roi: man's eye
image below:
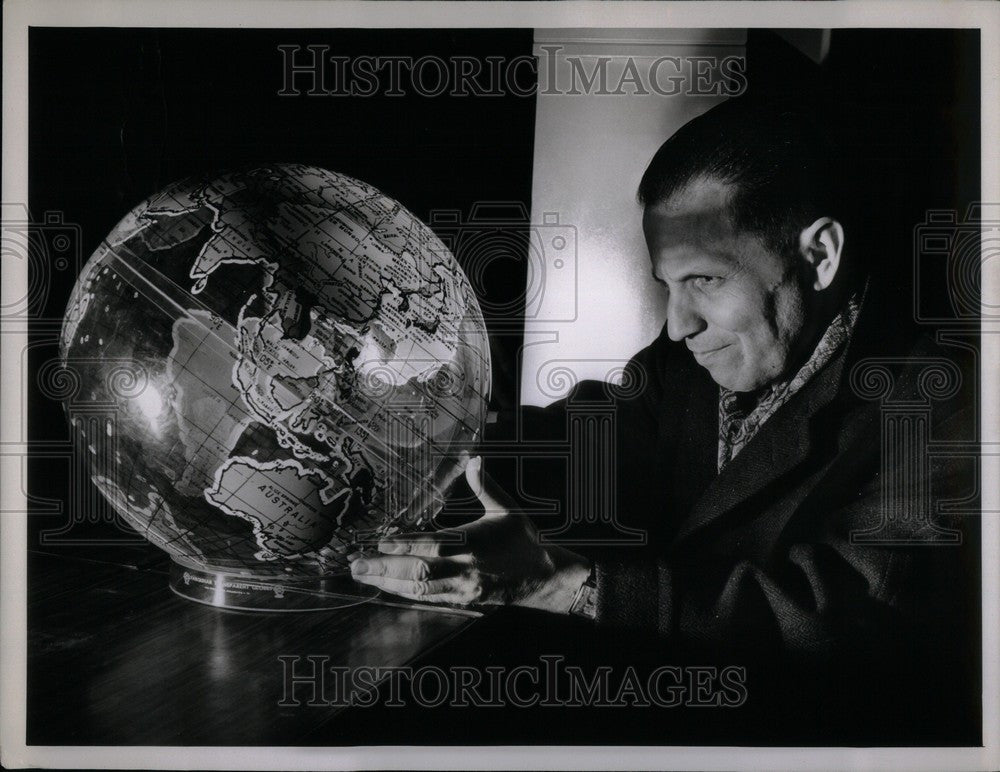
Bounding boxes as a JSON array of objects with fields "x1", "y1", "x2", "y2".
[{"x1": 692, "y1": 275, "x2": 722, "y2": 288}]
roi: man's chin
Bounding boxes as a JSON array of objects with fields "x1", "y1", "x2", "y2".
[
  {"x1": 703, "y1": 366, "x2": 738, "y2": 391},
  {"x1": 702, "y1": 363, "x2": 764, "y2": 393},
  {"x1": 711, "y1": 374, "x2": 748, "y2": 391},
  {"x1": 694, "y1": 353, "x2": 740, "y2": 391}
]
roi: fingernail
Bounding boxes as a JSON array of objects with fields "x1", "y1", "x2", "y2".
[
  {"x1": 351, "y1": 560, "x2": 368, "y2": 574},
  {"x1": 378, "y1": 540, "x2": 400, "y2": 554}
]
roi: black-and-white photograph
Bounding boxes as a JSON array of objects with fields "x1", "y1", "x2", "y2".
[{"x1": 2, "y1": 1, "x2": 998, "y2": 769}]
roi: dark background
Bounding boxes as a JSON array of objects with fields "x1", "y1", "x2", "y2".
[{"x1": 26, "y1": 28, "x2": 981, "y2": 745}]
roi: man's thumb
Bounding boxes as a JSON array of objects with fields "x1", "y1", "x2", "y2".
[{"x1": 465, "y1": 456, "x2": 507, "y2": 515}]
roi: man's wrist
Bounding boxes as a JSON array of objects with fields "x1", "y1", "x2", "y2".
[
  {"x1": 568, "y1": 562, "x2": 597, "y2": 620},
  {"x1": 520, "y1": 547, "x2": 592, "y2": 614}
]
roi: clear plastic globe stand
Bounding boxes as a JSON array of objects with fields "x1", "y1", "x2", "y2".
[{"x1": 168, "y1": 560, "x2": 381, "y2": 612}]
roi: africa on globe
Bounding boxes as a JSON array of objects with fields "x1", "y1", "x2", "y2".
[{"x1": 58, "y1": 164, "x2": 491, "y2": 607}]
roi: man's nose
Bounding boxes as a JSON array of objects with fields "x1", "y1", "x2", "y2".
[{"x1": 665, "y1": 290, "x2": 705, "y2": 342}]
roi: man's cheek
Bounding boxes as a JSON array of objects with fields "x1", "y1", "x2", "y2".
[{"x1": 706, "y1": 295, "x2": 754, "y2": 338}]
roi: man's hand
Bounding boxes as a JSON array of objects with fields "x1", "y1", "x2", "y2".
[{"x1": 349, "y1": 456, "x2": 592, "y2": 613}]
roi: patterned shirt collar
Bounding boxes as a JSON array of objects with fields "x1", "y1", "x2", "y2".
[{"x1": 717, "y1": 291, "x2": 863, "y2": 471}]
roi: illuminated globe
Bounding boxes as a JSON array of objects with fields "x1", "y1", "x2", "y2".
[{"x1": 59, "y1": 164, "x2": 490, "y2": 592}]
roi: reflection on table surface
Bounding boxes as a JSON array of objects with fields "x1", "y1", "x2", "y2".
[{"x1": 27, "y1": 550, "x2": 477, "y2": 745}]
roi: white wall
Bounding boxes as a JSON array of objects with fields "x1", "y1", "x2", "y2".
[{"x1": 521, "y1": 29, "x2": 746, "y2": 406}]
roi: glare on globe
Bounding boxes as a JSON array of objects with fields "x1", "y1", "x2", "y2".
[{"x1": 59, "y1": 164, "x2": 491, "y2": 596}]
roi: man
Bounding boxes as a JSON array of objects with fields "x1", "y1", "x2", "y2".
[{"x1": 350, "y1": 98, "x2": 977, "y2": 730}]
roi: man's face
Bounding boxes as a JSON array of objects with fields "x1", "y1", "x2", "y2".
[{"x1": 643, "y1": 176, "x2": 807, "y2": 392}]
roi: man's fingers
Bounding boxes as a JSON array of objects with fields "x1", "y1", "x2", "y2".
[
  {"x1": 349, "y1": 554, "x2": 427, "y2": 581},
  {"x1": 349, "y1": 554, "x2": 464, "y2": 581},
  {"x1": 465, "y1": 456, "x2": 514, "y2": 514},
  {"x1": 378, "y1": 529, "x2": 470, "y2": 557},
  {"x1": 350, "y1": 573, "x2": 477, "y2": 604},
  {"x1": 350, "y1": 574, "x2": 422, "y2": 596}
]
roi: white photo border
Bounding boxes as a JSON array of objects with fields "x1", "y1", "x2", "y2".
[{"x1": 2, "y1": 1, "x2": 998, "y2": 769}]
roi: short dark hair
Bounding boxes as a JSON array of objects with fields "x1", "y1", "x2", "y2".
[{"x1": 638, "y1": 97, "x2": 846, "y2": 260}]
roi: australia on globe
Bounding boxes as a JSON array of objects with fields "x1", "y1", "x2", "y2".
[{"x1": 58, "y1": 164, "x2": 491, "y2": 582}]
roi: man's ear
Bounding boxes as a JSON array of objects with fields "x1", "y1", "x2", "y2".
[{"x1": 797, "y1": 217, "x2": 844, "y2": 290}]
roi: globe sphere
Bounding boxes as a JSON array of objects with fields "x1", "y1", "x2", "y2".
[{"x1": 59, "y1": 164, "x2": 490, "y2": 580}]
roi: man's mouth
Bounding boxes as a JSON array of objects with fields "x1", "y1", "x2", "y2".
[{"x1": 689, "y1": 343, "x2": 730, "y2": 360}]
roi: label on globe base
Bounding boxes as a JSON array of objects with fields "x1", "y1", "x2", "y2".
[{"x1": 168, "y1": 560, "x2": 380, "y2": 612}]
